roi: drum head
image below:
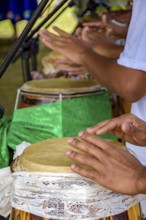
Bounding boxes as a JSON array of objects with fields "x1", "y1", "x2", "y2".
[
  {"x1": 20, "y1": 78, "x2": 102, "y2": 95},
  {"x1": 12, "y1": 137, "x2": 87, "y2": 173}
]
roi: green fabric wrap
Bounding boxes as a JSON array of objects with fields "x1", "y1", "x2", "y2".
[
  {"x1": 0, "y1": 90, "x2": 116, "y2": 167},
  {"x1": 0, "y1": 116, "x2": 12, "y2": 168},
  {"x1": 8, "y1": 90, "x2": 116, "y2": 150}
]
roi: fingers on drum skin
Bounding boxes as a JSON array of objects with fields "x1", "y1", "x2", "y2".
[
  {"x1": 68, "y1": 137, "x2": 106, "y2": 160},
  {"x1": 70, "y1": 165, "x2": 99, "y2": 181},
  {"x1": 66, "y1": 150, "x2": 100, "y2": 171},
  {"x1": 78, "y1": 132, "x2": 114, "y2": 153}
]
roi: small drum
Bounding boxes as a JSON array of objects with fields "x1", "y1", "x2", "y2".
[{"x1": 11, "y1": 138, "x2": 141, "y2": 220}]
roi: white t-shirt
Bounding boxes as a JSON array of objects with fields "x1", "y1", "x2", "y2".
[{"x1": 118, "y1": 0, "x2": 146, "y2": 166}]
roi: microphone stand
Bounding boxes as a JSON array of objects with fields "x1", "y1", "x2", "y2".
[{"x1": 0, "y1": 0, "x2": 72, "y2": 82}]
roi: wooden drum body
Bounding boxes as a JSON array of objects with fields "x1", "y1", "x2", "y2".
[{"x1": 11, "y1": 138, "x2": 141, "y2": 220}]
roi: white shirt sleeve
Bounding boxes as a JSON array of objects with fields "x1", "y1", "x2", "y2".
[{"x1": 117, "y1": 0, "x2": 146, "y2": 72}]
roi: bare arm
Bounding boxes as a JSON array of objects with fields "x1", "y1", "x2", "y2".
[
  {"x1": 39, "y1": 27, "x2": 146, "y2": 102},
  {"x1": 80, "y1": 49, "x2": 146, "y2": 102}
]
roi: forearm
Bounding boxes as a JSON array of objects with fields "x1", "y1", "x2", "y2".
[
  {"x1": 93, "y1": 44, "x2": 124, "y2": 59},
  {"x1": 80, "y1": 50, "x2": 146, "y2": 102},
  {"x1": 81, "y1": 50, "x2": 123, "y2": 92}
]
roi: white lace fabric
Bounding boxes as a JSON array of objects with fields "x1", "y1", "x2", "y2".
[
  {"x1": 11, "y1": 172, "x2": 146, "y2": 220},
  {"x1": 0, "y1": 167, "x2": 13, "y2": 217}
]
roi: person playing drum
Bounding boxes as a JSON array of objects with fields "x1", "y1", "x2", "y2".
[{"x1": 39, "y1": 0, "x2": 146, "y2": 217}]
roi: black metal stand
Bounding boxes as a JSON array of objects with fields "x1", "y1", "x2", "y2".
[
  {"x1": 11, "y1": 0, "x2": 73, "y2": 82},
  {"x1": 0, "y1": 105, "x2": 4, "y2": 119},
  {"x1": 0, "y1": 0, "x2": 50, "y2": 79},
  {"x1": 20, "y1": 37, "x2": 39, "y2": 82}
]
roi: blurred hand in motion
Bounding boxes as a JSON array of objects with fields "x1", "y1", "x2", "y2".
[
  {"x1": 83, "y1": 14, "x2": 109, "y2": 31},
  {"x1": 55, "y1": 58, "x2": 86, "y2": 76},
  {"x1": 39, "y1": 27, "x2": 93, "y2": 65},
  {"x1": 66, "y1": 132, "x2": 146, "y2": 195},
  {"x1": 80, "y1": 27, "x2": 120, "y2": 58},
  {"x1": 86, "y1": 113, "x2": 146, "y2": 146},
  {"x1": 83, "y1": 13, "x2": 128, "y2": 39}
]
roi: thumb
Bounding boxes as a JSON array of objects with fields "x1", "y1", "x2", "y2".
[{"x1": 122, "y1": 122, "x2": 137, "y2": 134}]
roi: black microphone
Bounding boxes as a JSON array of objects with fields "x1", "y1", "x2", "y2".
[{"x1": 0, "y1": 105, "x2": 4, "y2": 119}]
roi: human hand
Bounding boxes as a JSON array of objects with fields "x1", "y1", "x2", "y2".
[
  {"x1": 86, "y1": 113, "x2": 146, "y2": 146},
  {"x1": 83, "y1": 14, "x2": 108, "y2": 30},
  {"x1": 66, "y1": 132, "x2": 146, "y2": 195},
  {"x1": 39, "y1": 27, "x2": 92, "y2": 65},
  {"x1": 56, "y1": 58, "x2": 86, "y2": 76},
  {"x1": 83, "y1": 13, "x2": 128, "y2": 39},
  {"x1": 81, "y1": 28, "x2": 116, "y2": 57}
]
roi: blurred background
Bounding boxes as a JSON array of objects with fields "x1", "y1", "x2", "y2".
[
  {"x1": 0, "y1": 0, "x2": 131, "y2": 115},
  {"x1": 0, "y1": 0, "x2": 78, "y2": 115}
]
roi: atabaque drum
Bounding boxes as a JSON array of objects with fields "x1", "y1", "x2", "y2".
[
  {"x1": 15, "y1": 78, "x2": 105, "y2": 108},
  {"x1": 9, "y1": 78, "x2": 115, "y2": 148},
  {"x1": 11, "y1": 138, "x2": 141, "y2": 220}
]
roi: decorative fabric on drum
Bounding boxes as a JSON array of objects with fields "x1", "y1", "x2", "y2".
[
  {"x1": 0, "y1": 116, "x2": 12, "y2": 168},
  {"x1": 8, "y1": 90, "x2": 116, "y2": 150},
  {"x1": 10, "y1": 172, "x2": 144, "y2": 220}
]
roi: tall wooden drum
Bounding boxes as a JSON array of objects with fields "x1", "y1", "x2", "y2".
[{"x1": 11, "y1": 138, "x2": 141, "y2": 220}]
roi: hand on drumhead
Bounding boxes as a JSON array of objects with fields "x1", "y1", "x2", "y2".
[
  {"x1": 66, "y1": 133, "x2": 146, "y2": 195},
  {"x1": 86, "y1": 113, "x2": 146, "y2": 146},
  {"x1": 39, "y1": 27, "x2": 92, "y2": 65}
]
